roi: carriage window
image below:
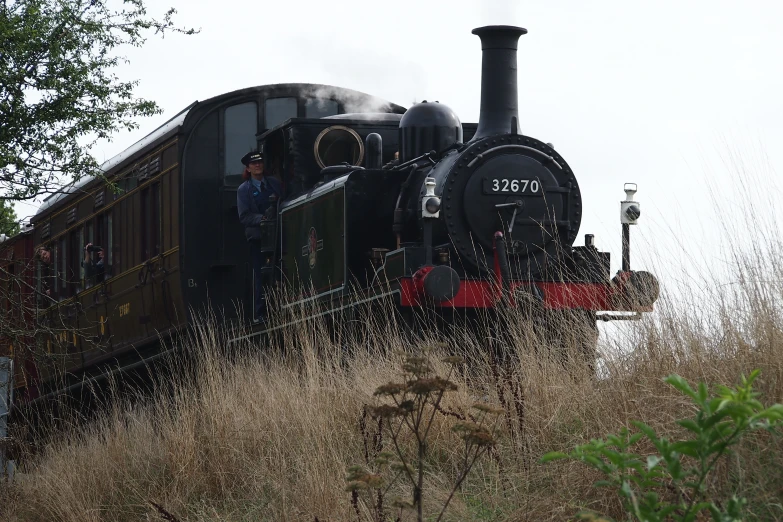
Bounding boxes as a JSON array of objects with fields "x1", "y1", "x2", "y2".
[
  {"x1": 56, "y1": 237, "x2": 65, "y2": 300},
  {"x1": 95, "y1": 214, "x2": 104, "y2": 262},
  {"x1": 264, "y1": 97, "x2": 297, "y2": 130},
  {"x1": 91, "y1": 217, "x2": 103, "y2": 287},
  {"x1": 36, "y1": 253, "x2": 42, "y2": 304},
  {"x1": 140, "y1": 183, "x2": 161, "y2": 260},
  {"x1": 305, "y1": 99, "x2": 339, "y2": 119},
  {"x1": 3, "y1": 262, "x2": 14, "y2": 317},
  {"x1": 107, "y1": 212, "x2": 113, "y2": 270},
  {"x1": 51, "y1": 244, "x2": 58, "y2": 297},
  {"x1": 113, "y1": 201, "x2": 124, "y2": 273},
  {"x1": 85, "y1": 221, "x2": 94, "y2": 255},
  {"x1": 69, "y1": 229, "x2": 81, "y2": 294},
  {"x1": 140, "y1": 187, "x2": 149, "y2": 260},
  {"x1": 225, "y1": 101, "x2": 258, "y2": 177},
  {"x1": 81, "y1": 223, "x2": 93, "y2": 289},
  {"x1": 151, "y1": 183, "x2": 160, "y2": 257}
]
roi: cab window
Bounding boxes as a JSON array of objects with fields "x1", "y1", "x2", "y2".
[
  {"x1": 224, "y1": 101, "x2": 258, "y2": 177},
  {"x1": 264, "y1": 97, "x2": 297, "y2": 130},
  {"x1": 305, "y1": 99, "x2": 339, "y2": 119}
]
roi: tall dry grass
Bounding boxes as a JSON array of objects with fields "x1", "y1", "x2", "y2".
[{"x1": 1, "y1": 167, "x2": 782, "y2": 521}]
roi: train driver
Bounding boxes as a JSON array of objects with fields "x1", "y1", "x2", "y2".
[{"x1": 237, "y1": 151, "x2": 282, "y2": 321}]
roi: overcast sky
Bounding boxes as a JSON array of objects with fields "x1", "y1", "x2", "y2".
[{"x1": 18, "y1": 0, "x2": 783, "y2": 289}]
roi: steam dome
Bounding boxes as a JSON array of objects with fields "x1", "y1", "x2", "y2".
[{"x1": 399, "y1": 101, "x2": 462, "y2": 162}]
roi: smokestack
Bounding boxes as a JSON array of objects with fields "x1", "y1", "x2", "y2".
[{"x1": 470, "y1": 25, "x2": 527, "y2": 141}]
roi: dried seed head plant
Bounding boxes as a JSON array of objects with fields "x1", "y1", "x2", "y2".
[{"x1": 348, "y1": 351, "x2": 502, "y2": 522}]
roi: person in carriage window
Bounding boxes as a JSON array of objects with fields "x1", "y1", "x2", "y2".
[
  {"x1": 36, "y1": 246, "x2": 54, "y2": 299},
  {"x1": 82, "y1": 243, "x2": 106, "y2": 285},
  {"x1": 237, "y1": 151, "x2": 282, "y2": 321}
]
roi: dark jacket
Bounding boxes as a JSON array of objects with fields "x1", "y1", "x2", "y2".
[
  {"x1": 237, "y1": 176, "x2": 282, "y2": 240},
  {"x1": 82, "y1": 258, "x2": 105, "y2": 284},
  {"x1": 39, "y1": 262, "x2": 54, "y2": 300}
]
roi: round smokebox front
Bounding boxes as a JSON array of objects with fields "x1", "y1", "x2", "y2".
[{"x1": 441, "y1": 136, "x2": 582, "y2": 275}]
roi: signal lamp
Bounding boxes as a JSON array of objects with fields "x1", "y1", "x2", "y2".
[{"x1": 425, "y1": 197, "x2": 441, "y2": 214}]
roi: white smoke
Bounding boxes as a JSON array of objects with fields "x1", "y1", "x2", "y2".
[{"x1": 296, "y1": 84, "x2": 397, "y2": 115}]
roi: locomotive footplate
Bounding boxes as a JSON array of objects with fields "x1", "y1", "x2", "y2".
[
  {"x1": 381, "y1": 246, "x2": 428, "y2": 280},
  {"x1": 395, "y1": 275, "x2": 658, "y2": 313},
  {"x1": 375, "y1": 242, "x2": 650, "y2": 313}
]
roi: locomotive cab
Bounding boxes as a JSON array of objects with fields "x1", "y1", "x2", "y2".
[{"x1": 255, "y1": 116, "x2": 403, "y2": 300}]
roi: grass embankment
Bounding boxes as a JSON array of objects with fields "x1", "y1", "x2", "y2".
[{"x1": 2, "y1": 209, "x2": 782, "y2": 521}]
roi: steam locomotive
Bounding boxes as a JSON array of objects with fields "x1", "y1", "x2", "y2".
[
  {"x1": 245, "y1": 25, "x2": 659, "y2": 337},
  {"x1": 0, "y1": 25, "x2": 659, "y2": 408}
]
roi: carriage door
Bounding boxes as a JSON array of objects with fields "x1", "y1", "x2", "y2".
[{"x1": 218, "y1": 102, "x2": 258, "y2": 306}]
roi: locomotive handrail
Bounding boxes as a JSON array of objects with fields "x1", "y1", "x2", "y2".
[
  {"x1": 136, "y1": 260, "x2": 154, "y2": 288},
  {"x1": 518, "y1": 218, "x2": 571, "y2": 227},
  {"x1": 467, "y1": 145, "x2": 562, "y2": 170},
  {"x1": 390, "y1": 150, "x2": 437, "y2": 171},
  {"x1": 597, "y1": 312, "x2": 641, "y2": 321},
  {"x1": 393, "y1": 163, "x2": 421, "y2": 248},
  {"x1": 157, "y1": 252, "x2": 169, "y2": 276}
]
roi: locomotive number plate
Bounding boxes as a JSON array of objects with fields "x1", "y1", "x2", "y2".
[{"x1": 483, "y1": 178, "x2": 541, "y2": 195}]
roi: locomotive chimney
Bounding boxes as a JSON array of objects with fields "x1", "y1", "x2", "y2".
[{"x1": 470, "y1": 25, "x2": 527, "y2": 141}]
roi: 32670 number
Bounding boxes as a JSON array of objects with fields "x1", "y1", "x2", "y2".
[{"x1": 484, "y1": 178, "x2": 541, "y2": 194}]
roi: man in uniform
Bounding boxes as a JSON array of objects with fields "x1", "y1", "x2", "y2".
[{"x1": 237, "y1": 151, "x2": 282, "y2": 321}]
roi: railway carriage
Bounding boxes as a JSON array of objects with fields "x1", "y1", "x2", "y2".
[
  {"x1": 17, "y1": 85, "x2": 403, "y2": 402},
  {"x1": 0, "y1": 227, "x2": 36, "y2": 393}
]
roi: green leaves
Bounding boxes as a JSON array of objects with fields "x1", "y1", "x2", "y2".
[
  {"x1": 542, "y1": 370, "x2": 783, "y2": 522},
  {"x1": 0, "y1": 0, "x2": 197, "y2": 201},
  {"x1": 0, "y1": 200, "x2": 20, "y2": 236},
  {"x1": 540, "y1": 451, "x2": 568, "y2": 463},
  {"x1": 665, "y1": 374, "x2": 699, "y2": 402}
]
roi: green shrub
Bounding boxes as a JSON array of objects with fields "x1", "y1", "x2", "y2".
[{"x1": 543, "y1": 370, "x2": 783, "y2": 522}]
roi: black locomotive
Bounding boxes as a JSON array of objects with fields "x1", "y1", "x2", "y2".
[
  {"x1": 243, "y1": 25, "x2": 659, "y2": 340},
  {"x1": 2, "y1": 25, "x2": 659, "y2": 407}
]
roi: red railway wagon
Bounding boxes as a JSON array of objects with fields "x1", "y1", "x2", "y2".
[{"x1": 0, "y1": 227, "x2": 40, "y2": 400}]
